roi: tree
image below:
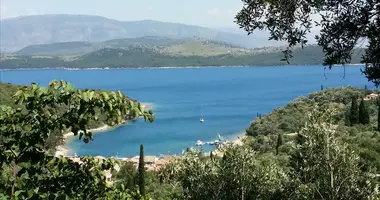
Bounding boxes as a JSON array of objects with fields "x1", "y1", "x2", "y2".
[
  {"x1": 0, "y1": 80, "x2": 154, "y2": 199},
  {"x1": 276, "y1": 133, "x2": 284, "y2": 155},
  {"x1": 364, "y1": 85, "x2": 372, "y2": 95},
  {"x1": 350, "y1": 96, "x2": 359, "y2": 126},
  {"x1": 161, "y1": 140, "x2": 288, "y2": 200},
  {"x1": 377, "y1": 100, "x2": 380, "y2": 132},
  {"x1": 288, "y1": 106, "x2": 377, "y2": 199},
  {"x1": 115, "y1": 161, "x2": 138, "y2": 191},
  {"x1": 359, "y1": 98, "x2": 370, "y2": 124},
  {"x1": 138, "y1": 144, "x2": 145, "y2": 196},
  {"x1": 235, "y1": 0, "x2": 380, "y2": 86}
]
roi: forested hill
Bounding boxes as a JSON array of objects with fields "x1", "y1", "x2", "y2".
[
  {"x1": 14, "y1": 37, "x2": 254, "y2": 56},
  {"x1": 244, "y1": 86, "x2": 380, "y2": 176},
  {"x1": 0, "y1": 45, "x2": 365, "y2": 69}
]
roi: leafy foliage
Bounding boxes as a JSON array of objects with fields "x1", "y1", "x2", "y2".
[
  {"x1": 235, "y1": 0, "x2": 380, "y2": 86},
  {"x1": 0, "y1": 82, "x2": 141, "y2": 153},
  {"x1": 0, "y1": 80, "x2": 154, "y2": 199},
  {"x1": 246, "y1": 87, "x2": 371, "y2": 138},
  {"x1": 276, "y1": 133, "x2": 284, "y2": 155},
  {"x1": 160, "y1": 106, "x2": 379, "y2": 199},
  {"x1": 288, "y1": 106, "x2": 376, "y2": 199},
  {"x1": 161, "y1": 145, "x2": 288, "y2": 200},
  {"x1": 245, "y1": 86, "x2": 380, "y2": 185},
  {"x1": 113, "y1": 161, "x2": 181, "y2": 200},
  {"x1": 359, "y1": 98, "x2": 371, "y2": 124},
  {"x1": 115, "y1": 161, "x2": 138, "y2": 191},
  {"x1": 350, "y1": 96, "x2": 360, "y2": 126},
  {"x1": 0, "y1": 82, "x2": 22, "y2": 109}
]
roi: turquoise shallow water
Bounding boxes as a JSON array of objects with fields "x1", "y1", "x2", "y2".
[{"x1": 2, "y1": 65, "x2": 374, "y2": 156}]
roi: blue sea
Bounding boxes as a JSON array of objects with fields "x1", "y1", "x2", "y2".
[{"x1": 1, "y1": 65, "x2": 374, "y2": 157}]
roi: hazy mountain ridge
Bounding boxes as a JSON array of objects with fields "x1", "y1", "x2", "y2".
[
  {"x1": 15, "y1": 36, "x2": 260, "y2": 56},
  {"x1": 0, "y1": 45, "x2": 365, "y2": 69},
  {"x1": 0, "y1": 14, "x2": 280, "y2": 52}
]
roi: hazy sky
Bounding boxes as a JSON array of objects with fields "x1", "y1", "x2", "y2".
[{"x1": 0, "y1": 0, "x2": 244, "y2": 28}]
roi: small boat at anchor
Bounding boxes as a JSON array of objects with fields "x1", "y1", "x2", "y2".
[{"x1": 196, "y1": 140, "x2": 205, "y2": 146}]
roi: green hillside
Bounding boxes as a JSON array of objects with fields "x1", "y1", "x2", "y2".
[
  {"x1": 15, "y1": 36, "x2": 184, "y2": 56},
  {"x1": 15, "y1": 41, "x2": 96, "y2": 56},
  {"x1": 15, "y1": 37, "x2": 250, "y2": 56},
  {"x1": 0, "y1": 82, "x2": 22, "y2": 108},
  {"x1": 159, "y1": 40, "x2": 252, "y2": 56},
  {"x1": 1, "y1": 45, "x2": 365, "y2": 69},
  {"x1": 244, "y1": 86, "x2": 380, "y2": 176}
]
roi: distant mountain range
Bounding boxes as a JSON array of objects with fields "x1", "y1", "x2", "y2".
[
  {"x1": 0, "y1": 14, "x2": 363, "y2": 69},
  {"x1": 0, "y1": 14, "x2": 283, "y2": 52}
]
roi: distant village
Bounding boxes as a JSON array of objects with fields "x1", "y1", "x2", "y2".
[
  {"x1": 364, "y1": 93, "x2": 379, "y2": 101},
  {"x1": 63, "y1": 154, "x2": 179, "y2": 183}
]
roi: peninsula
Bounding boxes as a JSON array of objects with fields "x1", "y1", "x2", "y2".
[{"x1": 1, "y1": 41, "x2": 365, "y2": 70}]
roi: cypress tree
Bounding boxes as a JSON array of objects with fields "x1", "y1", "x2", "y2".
[
  {"x1": 138, "y1": 144, "x2": 145, "y2": 196},
  {"x1": 359, "y1": 98, "x2": 370, "y2": 124},
  {"x1": 364, "y1": 85, "x2": 372, "y2": 95},
  {"x1": 276, "y1": 133, "x2": 284, "y2": 155},
  {"x1": 378, "y1": 100, "x2": 380, "y2": 131},
  {"x1": 350, "y1": 96, "x2": 359, "y2": 126}
]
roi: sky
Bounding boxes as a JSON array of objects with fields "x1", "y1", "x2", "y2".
[{"x1": 0, "y1": 0, "x2": 244, "y2": 28}]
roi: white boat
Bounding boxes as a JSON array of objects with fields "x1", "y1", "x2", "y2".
[
  {"x1": 200, "y1": 118, "x2": 204, "y2": 123},
  {"x1": 196, "y1": 140, "x2": 204, "y2": 146}
]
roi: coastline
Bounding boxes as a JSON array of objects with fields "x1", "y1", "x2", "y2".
[
  {"x1": 0, "y1": 64, "x2": 364, "y2": 71},
  {"x1": 62, "y1": 124, "x2": 113, "y2": 140},
  {"x1": 55, "y1": 102, "x2": 152, "y2": 157},
  {"x1": 55, "y1": 124, "x2": 118, "y2": 157},
  {"x1": 57, "y1": 128, "x2": 247, "y2": 158}
]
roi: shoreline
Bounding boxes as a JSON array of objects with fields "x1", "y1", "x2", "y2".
[
  {"x1": 55, "y1": 102, "x2": 152, "y2": 157},
  {"x1": 62, "y1": 123, "x2": 114, "y2": 140},
  {"x1": 58, "y1": 129, "x2": 247, "y2": 158},
  {"x1": 0, "y1": 64, "x2": 364, "y2": 71},
  {"x1": 56, "y1": 122, "x2": 125, "y2": 157}
]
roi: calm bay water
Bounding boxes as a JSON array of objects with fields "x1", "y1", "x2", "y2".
[{"x1": 2, "y1": 65, "x2": 373, "y2": 157}]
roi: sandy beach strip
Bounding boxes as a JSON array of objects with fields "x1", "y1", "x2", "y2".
[{"x1": 56, "y1": 103, "x2": 152, "y2": 157}]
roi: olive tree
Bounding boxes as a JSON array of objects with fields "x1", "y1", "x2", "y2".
[
  {"x1": 235, "y1": 0, "x2": 380, "y2": 86},
  {"x1": 161, "y1": 142, "x2": 288, "y2": 200},
  {"x1": 0, "y1": 80, "x2": 154, "y2": 199},
  {"x1": 288, "y1": 106, "x2": 378, "y2": 199}
]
